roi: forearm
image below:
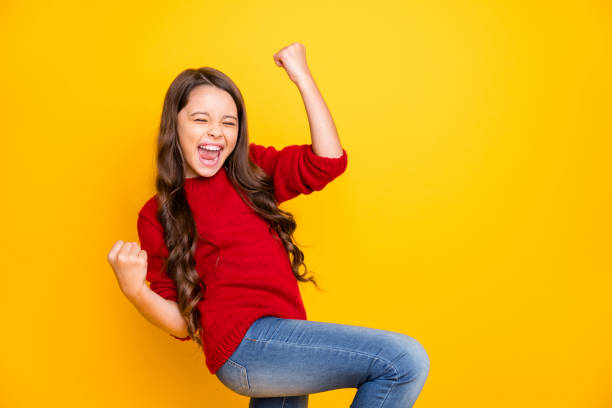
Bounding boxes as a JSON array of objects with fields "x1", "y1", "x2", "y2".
[
  {"x1": 124, "y1": 285, "x2": 189, "y2": 338},
  {"x1": 295, "y1": 75, "x2": 344, "y2": 158}
]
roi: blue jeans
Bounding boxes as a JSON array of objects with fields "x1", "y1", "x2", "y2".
[{"x1": 215, "y1": 316, "x2": 430, "y2": 407}]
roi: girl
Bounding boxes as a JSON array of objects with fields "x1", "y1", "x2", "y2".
[{"x1": 107, "y1": 42, "x2": 430, "y2": 408}]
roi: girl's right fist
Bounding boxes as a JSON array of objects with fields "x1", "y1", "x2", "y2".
[{"x1": 107, "y1": 240, "x2": 148, "y2": 298}]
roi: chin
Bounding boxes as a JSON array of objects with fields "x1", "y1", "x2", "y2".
[{"x1": 195, "y1": 166, "x2": 220, "y2": 178}]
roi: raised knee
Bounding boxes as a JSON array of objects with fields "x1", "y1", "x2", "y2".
[{"x1": 392, "y1": 335, "x2": 430, "y2": 381}]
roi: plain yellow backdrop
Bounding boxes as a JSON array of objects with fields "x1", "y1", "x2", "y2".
[{"x1": 1, "y1": 0, "x2": 610, "y2": 407}]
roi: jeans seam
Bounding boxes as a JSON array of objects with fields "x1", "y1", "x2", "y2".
[
  {"x1": 240, "y1": 338, "x2": 404, "y2": 407},
  {"x1": 241, "y1": 337, "x2": 401, "y2": 381},
  {"x1": 379, "y1": 376, "x2": 397, "y2": 407}
]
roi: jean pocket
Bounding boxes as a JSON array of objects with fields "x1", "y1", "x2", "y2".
[{"x1": 215, "y1": 358, "x2": 249, "y2": 395}]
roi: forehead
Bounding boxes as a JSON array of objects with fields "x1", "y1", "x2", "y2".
[{"x1": 186, "y1": 85, "x2": 237, "y2": 114}]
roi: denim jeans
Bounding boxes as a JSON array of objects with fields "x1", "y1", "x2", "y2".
[{"x1": 215, "y1": 316, "x2": 430, "y2": 407}]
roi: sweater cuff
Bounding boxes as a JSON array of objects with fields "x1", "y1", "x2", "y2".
[{"x1": 304, "y1": 145, "x2": 348, "y2": 174}]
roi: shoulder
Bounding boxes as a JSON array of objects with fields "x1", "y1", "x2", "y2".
[
  {"x1": 139, "y1": 194, "x2": 158, "y2": 216},
  {"x1": 137, "y1": 194, "x2": 166, "y2": 253},
  {"x1": 248, "y1": 142, "x2": 280, "y2": 175},
  {"x1": 248, "y1": 142, "x2": 303, "y2": 170},
  {"x1": 248, "y1": 142, "x2": 275, "y2": 159},
  {"x1": 138, "y1": 195, "x2": 162, "y2": 231}
]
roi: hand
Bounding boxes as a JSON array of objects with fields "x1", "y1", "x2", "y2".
[
  {"x1": 273, "y1": 42, "x2": 312, "y2": 85},
  {"x1": 107, "y1": 240, "x2": 148, "y2": 299}
]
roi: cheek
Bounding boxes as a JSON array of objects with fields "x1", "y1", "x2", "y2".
[
  {"x1": 228, "y1": 133, "x2": 239, "y2": 148},
  {"x1": 178, "y1": 138, "x2": 191, "y2": 155},
  {"x1": 178, "y1": 129, "x2": 199, "y2": 149}
]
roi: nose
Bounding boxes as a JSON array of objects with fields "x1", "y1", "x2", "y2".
[
  {"x1": 208, "y1": 127, "x2": 222, "y2": 137},
  {"x1": 207, "y1": 121, "x2": 223, "y2": 137}
]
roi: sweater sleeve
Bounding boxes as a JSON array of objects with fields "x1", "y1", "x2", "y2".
[
  {"x1": 248, "y1": 142, "x2": 348, "y2": 204},
  {"x1": 136, "y1": 211, "x2": 191, "y2": 341}
]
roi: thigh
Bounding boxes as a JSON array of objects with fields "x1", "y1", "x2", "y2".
[{"x1": 216, "y1": 316, "x2": 426, "y2": 399}]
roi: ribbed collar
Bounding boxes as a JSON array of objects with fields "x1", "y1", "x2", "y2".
[{"x1": 183, "y1": 166, "x2": 227, "y2": 192}]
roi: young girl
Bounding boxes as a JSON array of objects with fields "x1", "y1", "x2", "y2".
[{"x1": 107, "y1": 42, "x2": 430, "y2": 408}]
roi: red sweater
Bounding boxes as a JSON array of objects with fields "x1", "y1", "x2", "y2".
[{"x1": 137, "y1": 142, "x2": 348, "y2": 374}]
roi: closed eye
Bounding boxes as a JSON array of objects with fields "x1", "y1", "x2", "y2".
[{"x1": 195, "y1": 119, "x2": 235, "y2": 126}]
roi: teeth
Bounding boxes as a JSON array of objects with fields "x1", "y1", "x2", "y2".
[{"x1": 199, "y1": 145, "x2": 221, "y2": 151}]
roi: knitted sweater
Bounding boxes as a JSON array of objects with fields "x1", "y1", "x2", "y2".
[{"x1": 136, "y1": 142, "x2": 348, "y2": 374}]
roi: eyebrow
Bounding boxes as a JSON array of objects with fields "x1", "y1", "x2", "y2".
[{"x1": 190, "y1": 111, "x2": 237, "y2": 120}]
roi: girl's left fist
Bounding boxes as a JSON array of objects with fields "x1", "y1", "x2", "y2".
[{"x1": 273, "y1": 42, "x2": 312, "y2": 85}]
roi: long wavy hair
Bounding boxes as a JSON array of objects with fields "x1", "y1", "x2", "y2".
[{"x1": 154, "y1": 67, "x2": 322, "y2": 348}]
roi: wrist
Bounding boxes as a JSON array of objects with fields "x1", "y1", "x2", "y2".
[
  {"x1": 294, "y1": 72, "x2": 315, "y2": 89},
  {"x1": 122, "y1": 283, "x2": 148, "y2": 304}
]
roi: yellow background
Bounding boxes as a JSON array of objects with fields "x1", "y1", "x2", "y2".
[{"x1": 1, "y1": 0, "x2": 610, "y2": 406}]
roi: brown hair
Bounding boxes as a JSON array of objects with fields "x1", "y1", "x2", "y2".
[{"x1": 154, "y1": 67, "x2": 321, "y2": 348}]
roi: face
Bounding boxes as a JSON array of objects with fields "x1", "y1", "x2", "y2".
[{"x1": 176, "y1": 85, "x2": 239, "y2": 178}]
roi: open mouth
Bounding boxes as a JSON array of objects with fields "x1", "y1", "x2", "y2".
[{"x1": 198, "y1": 144, "x2": 223, "y2": 167}]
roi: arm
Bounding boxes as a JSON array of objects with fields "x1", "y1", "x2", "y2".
[
  {"x1": 296, "y1": 73, "x2": 343, "y2": 159},
  {"x1": 135, "y1": 211, "x2": 192, "y2": 341},
  {"x1": 124, "y1": 285, "x2": 190, "y2": 340},
  {"x1": 247, "y1": 45, "x2": 349, "y2": 204},
  {"x1": 273, "y1": 42, "x2": 344, "y2": 158},
  {"x1": 249, "y1": 142, "x2": 347, "y2": 204}
]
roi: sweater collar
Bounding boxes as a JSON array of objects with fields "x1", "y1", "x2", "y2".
[{"x1": 184, "y1": 166, "x2": 227, "y2": 189}]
